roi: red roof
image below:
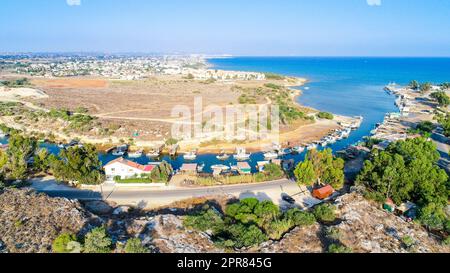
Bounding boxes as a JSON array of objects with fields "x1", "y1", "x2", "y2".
[
  {"x1": 104, "y1": 157, "x2": 155, "y2": 172},
  {"x1": 312, "y1": 185, "x2": 335, "y2": 200}
]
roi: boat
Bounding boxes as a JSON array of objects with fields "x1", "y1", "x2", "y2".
[
  {"x1": 264, "y1": 151, "x2": 278, "y2": 159},
  {"x1": 306, "y1": 143, "x2": 317, "y2": 151},
  {"x1": 216, "y1": 151, "x2": 230, "y2": 160},
  {"x1": 183, "y1": 150, "x2": 197, "y2": 161},
  {"x1": 128, "y1": 149, "x2": 144, "y2": 158},
  {"x1": 146, "y1": 150, "x2": 160, "y2": 158},
  {"x1": 284, "y1": 148, "x2": 293, "y2": 155},
  {"x1": 112, "y1": 144, "x2": 128, "y2": 156},
  {"x1": 292, "y1": 146, "x2": 305, "y2": 154},
  {"x1": 211, "y1": 164, "x2": 231, "y2": 171},
  {"x1": 234, "y1": 147, "x2": 251, "y2": 161}
]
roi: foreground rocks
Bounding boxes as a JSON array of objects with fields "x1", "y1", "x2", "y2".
[
  {"x1": 0, "y1": 189, "x2": 448, "y2": 253},
  {"x1": 0, "y1": 189, "x2": 99, "y2": 253}
]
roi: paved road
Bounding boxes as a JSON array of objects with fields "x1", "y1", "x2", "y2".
[
  {"x1": 33, "y1": 179, "x2": 300, "y2": 207},
  {"x1": 432, "y1": 133, "x2": 450, "y2": 173}
]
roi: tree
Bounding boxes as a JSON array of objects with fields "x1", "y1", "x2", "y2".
[
  {"x1": 149, "y1": 161, "x2": 173, "y2": 183},
  {"x1": 419, "y1": 82, "x2": 432, "y2": 94},
  {"x1": 33, "y1": 148, "x2": 50, "y2": 173},
  {"x1": 409, "y1": 80, "x2": 419, "y2": 90},
  {"x1": 50, "y1": 144, "x2": 104, "y2": 185},
  {"x1": 356, "y1": 138, "x2": 449, "y2": 231},
  {"x1": 435, "y1": 112, "x2": 450, "y2": 137},
  {"x1": 313, "y1": 204, "x2": 336, "y2": 222},
  {"x1": 83, "y1": 227, "x2": 112, "y2": 253},
  {"x1": 294, "y1": 160, "x2": 316, "y2": 186},
  {"x1": 328, "y1": 244, "x2": 352, "y2": 253},
  {"x1": 5, "y1": 134, "x2": 37, "y2": 180},
  {"x1": 124, "y1": 238, "x2": 149, "y2": 253},
  {"x1": 52, "y1": 233, "x2": 79, "y2": 253},
  {"x1": 263, "y1": 163, "x2": 284, "y2": 180},
  {"x1": 317, "y1": 112, "x2": 334, "y2": 120},
  {"x1": 430, "y1": 91, "x2": 450, "y2": 107},
  {"x1": 295, "y1": 149, "x2": 345, "y2": 189}
]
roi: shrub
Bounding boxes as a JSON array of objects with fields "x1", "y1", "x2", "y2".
[
  {"x1": 328, "y1": 244, "x2": 353, "y2": 253},
  {"x1": 83, "y1": 227, "x2": 112, "y2": 253},
  {"x1": 313, "y1": 204, "x2": 336, "y2": 222},
  {"x1": 184, "y1": 208, "x2": 224, "y2": 233},
  {"x1": 225, "y1": 224, "x2": 267, "y2": 249},
  {"x1": 285, "y1": 208, "x2": 316, "y2": 226},
  {"x1": 317, "y1": 112, "x2": 334, "y2": 120},
  {"x1": 124, "y1": 238, "x2": 149, "y2": 253},
  {"x1": 401, "y1": 236, "x2": 415, "y2": 249},
  {"x1": 52, "y1": 233, "x2": 78, "y2": 253},
  {"x1": 265, "y1": 219, "x2": 293, "y2": 240}
]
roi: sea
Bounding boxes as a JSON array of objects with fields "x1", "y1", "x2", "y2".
[{"x1": 2, "y1": 57, "x2": 450, "y2": 173}]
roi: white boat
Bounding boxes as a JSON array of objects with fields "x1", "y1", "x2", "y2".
[
  {"x1": 128, "y1": 149, "x2": 144, "y2": 158},
  {"x1": 183, "y1": 150, "x2": 197, "y2": 161},
  {"x1": 306, "y1": 143, "x2": 317, "y2": 151},
  {"x1": 211, "y1": 164, "x2": 231, "y2": 171},
  {"x1": 0, "y1": 133, "x2": 6, "y2": 138},
  {"x1": 112, "y1": 144, "x2": 128, "y2": 156},
  {"x1": 216, "y1": 151, "x2": 230, "y2": 160},
  {"x1": 292, "y1": 146, "x2": 305, "y2": 154},
  {"x1": 234, "y1": 147, "x2": 251, "y2": 161},
  {"x1": 264, "y1": 151, "x2": 279, "y2": 159},
  {"x1": 112, "y1": 150, "x2": 126, "y2": 156},
  {"x1": 146, "y1": 150, "x2": 160, "y2": 158}
]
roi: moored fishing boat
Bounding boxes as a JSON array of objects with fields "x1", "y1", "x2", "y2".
[
  {"x1": 306, "y1": 143, "x2": 317, "y2": 150},
  {"x1": 216, "y1": 150, "x2": 230, "y2": 160},
  {"x1": 292, "y1": 146, "x2": 305, "y2": 154},
  {"x1": 234, "y1": 147, "x2": 251, "y2": 161},
  {"x1": 128, "y1": 149, "x2": 144, "y2": 158},
  {"x1": 146, "y1": 150, "x2": 160, "y2": 158},
  {"x1": 263, "y1": 151, "x2": 278, "y2": 159},
  {"x1": 183, "y1": 150, "x2": 197, "y2": 161}
]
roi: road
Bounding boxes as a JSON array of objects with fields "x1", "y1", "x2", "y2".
[
  {"x1": 432, "y1": 133, "x2": 450, "y2": 173},
  {"x1": 32, "y1": 178, "x2": 301, "y2": 208}
]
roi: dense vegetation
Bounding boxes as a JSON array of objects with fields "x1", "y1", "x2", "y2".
[
  {"x1": 317, "y1": 112, "x2": 334, "y2": 120},
  {"x1": 52, "y1": 227, "x2": 148, "y2": 253},
  {"x1": 430, "y1": 91, "x2": 450, "y2": 107},
  {"x1": 435, "y1": 112, "x2": 450, "y2": 137},
  {"x1": 294, "y1": 149, "x2": 345, "y2": 189},
  {"x1": 407, "y1": 121, "x2": 435, "y2": 137},
  {"x1": 0, "y1": 78, "x2": 31, "y2": 87},
  {"x1": 49, "y1": 144, "x2": 104, "y2": 185},
  {"x1": 356, "y1": 137, "x2": 449, "y2": 231},
  {"x1": 264, "y1": 73, "x2": 285, "y2": 80},
  {"x1": 184, "y1": 198, "x2": 317, "y2": 249}
]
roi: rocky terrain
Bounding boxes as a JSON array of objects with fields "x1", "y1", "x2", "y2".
[{"x1": 0, "y1": 189, "x2": 448, "y2": 253}]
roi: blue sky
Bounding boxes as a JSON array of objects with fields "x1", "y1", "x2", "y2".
[{"x1": 1, "y1": 0, "x2": 450, "y2": 56}]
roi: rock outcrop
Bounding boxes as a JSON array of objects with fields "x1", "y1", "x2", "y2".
[{"x1": 0, "y1": 189, "x2": 97, "y2": 253}]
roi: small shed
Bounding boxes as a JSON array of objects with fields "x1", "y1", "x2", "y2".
[
  {"x1": 312, "y1": 185, "x2": 335, "y2": 200},
  {"x1": 237, "y1": 162, "x2": 252, "y2": 175},
  {"x1": 383, "y1": 198, "x2": 395, "y2": 213},
  {"x1": 180, "y1": 163, "x2": 198, "y2": 174}
]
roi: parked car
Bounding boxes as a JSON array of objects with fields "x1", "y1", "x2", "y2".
[{"x1": 282, "y1": 194, "x2": 296, "y2": 204}]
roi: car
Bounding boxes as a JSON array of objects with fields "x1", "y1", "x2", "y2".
[{"x1": 282, "y1": 194, "x2": 296, "y2": 204}]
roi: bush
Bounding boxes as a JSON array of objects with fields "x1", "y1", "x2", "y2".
[
  {"x1": 265, "y1": 219, "x2": 293, "y2": 240},
  {"x1": 124, "y1": 238, "x2": 149, "y2": 253},
  {"x1": 313, "y1": 204, "x2": 336, "y2": 222},
  {"x1": 83, "y1": 227, "x2": 112, "y2": 253},
  {"x1": 284, "y1": 208, "x2": 316, "y2": 226},
  {"x1": 224, "y1": 224, "x2": 267, "y2": 249},
  {"x1": 401, "y1": 236, "x2": 415, "y2": 249},
  {"x1": 317, "y1": 112, "x2": 334, "y2": 120},
  {"x1": 184, "y1": 208, "x2": 224, "y2": 233},
  {"x1": 52, "y1": 233, "x2": 78, "y2": 253},
  {"x1": 328, "y1": 244, "x2": 352, "y2": 253},
  {"x1": 264, "y1": 73, "x2": 285, "y2": 80}
]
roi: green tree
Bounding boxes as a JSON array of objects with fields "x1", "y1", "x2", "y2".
[
  {"x1": 50, "y1": 144, "x2": 104, "y2": 185},
  {"x1": 124, "y1": 238, "x2": 149, "y2": 253},
  {"x1": 52, "y1": 233, "x2": 78, "y2": 253},
  {"x1": 317, "y1": 112, "x2": 334, "y2": 120},
  {"x1": 5, "y1": 134, "x2": 37, "y2": 180},
  {"x1": 328, "y1": 244, "x2": 352, "y2": 253},
  {"x1": 294, "y1": 159, "x2": 316, "y2": 186},
  {"x1": 83, "y1": 227, "x2": 112, "y2": 253},
  {"x1": 419, "y1": 82, "x2": 432, "y2": 94},
  {"x1": 430, "y1": 91, "x2": 450, "y2": 107},
  {"x1": 33, "y1": 148, "x2": 50, "y2": 173},
  {"x1": 409, "y1": 80, "x2": 419, "y2": 90},
  {"x1": 149, "y1": 161, "x2": 173, "y2": 183},
  {"x1": 295, "y1": 149, "x2": 345, "y2": 189}
]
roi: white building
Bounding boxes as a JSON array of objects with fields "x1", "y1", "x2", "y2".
[{"x1": 103, "y1": 158, "x2": 158, "y2": 181}]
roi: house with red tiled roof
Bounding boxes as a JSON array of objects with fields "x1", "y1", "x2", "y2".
[{"x1": 103, "y1": 157, "x2": 158, "y2": 181}]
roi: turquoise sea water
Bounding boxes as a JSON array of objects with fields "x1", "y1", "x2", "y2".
[{"x1": 2, "y1": 57, "x2": 450, "y2": 173}]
